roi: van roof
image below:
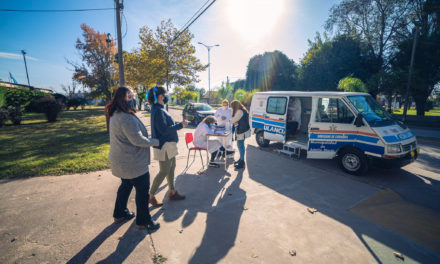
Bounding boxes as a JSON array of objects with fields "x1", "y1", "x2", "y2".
[{"x1": 253, "y1": 91, "x2": 369, "y2": 97}]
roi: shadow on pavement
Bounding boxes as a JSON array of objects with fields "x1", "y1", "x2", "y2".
[
  {"x1": 95, "y1": 221, "x2": 151, "y2": 263},
  {"x1": 66, "y1": 221, "x2": 126, "y2": 264},
  {"x1": 246, "y1": 144, "x2": 440, "y2": 263}
]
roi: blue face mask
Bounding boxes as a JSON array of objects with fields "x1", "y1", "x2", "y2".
[
  {"x1": 125, "y1": 99, "x2": 136, "y2": 110},
  {"x1": 163, "y1": 95, "x2": 169, "y2": 104},
  {"x1": 208, "y1": 123, "x2": 213, "y2": 128}
]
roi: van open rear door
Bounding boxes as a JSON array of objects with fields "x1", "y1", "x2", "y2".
[{"x1": 262, "y1": 96, "x2": 288, "y2": 142}]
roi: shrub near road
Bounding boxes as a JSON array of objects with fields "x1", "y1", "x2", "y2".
[{"x1": 0, "y1": 106, "x2": 109, "y2": 178}]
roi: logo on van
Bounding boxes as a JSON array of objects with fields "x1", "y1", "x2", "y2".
[{"x1": 264, "y1": 125, "x2": 285, "y2": 135}]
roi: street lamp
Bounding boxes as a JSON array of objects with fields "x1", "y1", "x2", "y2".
[{"x1": 198, "y1": 42, "x2": 219, "y2": 104}]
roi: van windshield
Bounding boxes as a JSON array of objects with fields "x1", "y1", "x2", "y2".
[{"x1": 347, "y1": 95, "x2": 395, "y2": 127}]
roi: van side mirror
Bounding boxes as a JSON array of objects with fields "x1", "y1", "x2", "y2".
[{"x1": 354, "y1": 113, "x2": 364, "y2": 127}]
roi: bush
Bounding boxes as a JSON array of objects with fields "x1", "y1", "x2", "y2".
[
  {"x1": 337, "y1": 77, "x2": 368, "y2": 93},
  {"x1": 67, "y1": 97, "x2": 86, "y2": 110},
  {"x1": 0, "y1": 86, "x2": 6, "y2": 107},
  {"x1": 53, "y1": 93, "x2": 68, "y2": 107},
  {"x1": 8, "y1": 107, "x2": 22, "y2": 125},
  {"x1": 0, "y1": 108, "x2": 8, "y2": 127},
  {"x1": 33, "y1": 97, "x2": 62, "y2": 122}
]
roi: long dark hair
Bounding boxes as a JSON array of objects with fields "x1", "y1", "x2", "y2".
[
  {"x1": 147, "y1": 86, "x2": 167, "y2": 105},
  {"x1": 231, "y1": 100, "x2": 248, "y2": 117},
  {"x1": 105, "y1": 86, "x2": 135, "y2": 117}
]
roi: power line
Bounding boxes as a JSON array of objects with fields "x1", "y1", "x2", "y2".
[
  {"x1": 172, "y1": 0, "x2": 217, "y2": 43},
  {"x1": 0, "y1": 8, "x2": 114, "y2": 13},
  {"x1": 180, "y1": 0, "x2": 211, "y2": 30}
]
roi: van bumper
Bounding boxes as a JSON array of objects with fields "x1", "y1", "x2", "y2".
[{"x1": 372, "y1": 148, "x2": 419, "y2": 168}]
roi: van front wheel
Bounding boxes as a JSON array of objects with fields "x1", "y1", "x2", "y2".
[
  {"x1": 338, "y1": 148, "x2": 368, "y2": 175},
  {"x1": 256, "y1": 131, "x2": 269, "y2": 147}
]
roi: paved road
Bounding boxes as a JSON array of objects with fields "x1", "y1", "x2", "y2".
[{"x1": 0, "y1": 109, "x2": 438, "y2": 264}]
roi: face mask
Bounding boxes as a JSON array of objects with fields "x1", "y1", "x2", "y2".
[
  {"x1": 222, "y1": 106, "x2": 228, "y2": 110},
  {"x1": 208, "y1": 123, "x2": 213, "y2": 128},
  {"x1": 125, "y1": 99, "x2": 136, "y2": 110},
  {"x1": 163, "y1": 95, "x2": 169, "y2": 104}
]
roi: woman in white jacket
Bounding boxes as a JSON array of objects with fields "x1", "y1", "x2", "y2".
[
  {"x1": 193, "y1": 116, "x2": 222, "y2": 168},
  {"x1": 215, "y1": 100, "x2": 233, "y2": 152}
]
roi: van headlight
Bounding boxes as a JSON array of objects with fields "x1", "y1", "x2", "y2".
[{"x1": 387, "y1": 144, "x2": 402, "y2": 153}]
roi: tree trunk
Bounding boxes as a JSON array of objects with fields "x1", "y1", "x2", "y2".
[{"x1": 414, "y1": 96, "x2": 426, "y2": 116}]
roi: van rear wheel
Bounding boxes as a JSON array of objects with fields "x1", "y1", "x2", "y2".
[
  {"x1": 338, "y1": 148, "x2": 368, "y2": 175},
  {"x1": 256, "y1": 131, "x2": 269, "y2": 147}
]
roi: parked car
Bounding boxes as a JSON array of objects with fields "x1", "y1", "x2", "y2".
[
  {"x1": 144, "y1": 102, "x2": 151, "y2": 112},
  {"x1": 183, "y1": 103, "x2": 216, "y2": 125}
]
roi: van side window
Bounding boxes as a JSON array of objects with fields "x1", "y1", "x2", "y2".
[
  {"x1": 315, "y1": 98, "x2": 354, "y2": 123},
  {"x1": 267, "y1": 97, "x2": 287, "y2": 115}
]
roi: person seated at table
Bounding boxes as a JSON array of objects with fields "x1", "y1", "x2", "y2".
[{"x1": 194, "y1": 116, "x2": 223, "y2": 168}]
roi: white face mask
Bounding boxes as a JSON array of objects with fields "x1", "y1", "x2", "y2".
[{"x1": 222, "y1": 105, "x2": 228, "y2": 110}]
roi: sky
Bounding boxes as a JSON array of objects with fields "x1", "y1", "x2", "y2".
[{"x1": 0, "y1": 0, "x2": 340, "y2": 94}]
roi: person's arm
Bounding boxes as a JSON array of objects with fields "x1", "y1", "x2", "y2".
[
  {"x1": 155, "y1": 110, "x2": 183, "y2": 136},
  {"x1": 231, "y1": 110, "x2": 243, "y2": 124},
  {"x1": 121, "y1": 117, "x2": 159, "y2": 147}
]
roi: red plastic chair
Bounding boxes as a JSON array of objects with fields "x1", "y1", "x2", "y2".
[{"x1": 183, "y1": 132, "x2": 207, "y2": 173}]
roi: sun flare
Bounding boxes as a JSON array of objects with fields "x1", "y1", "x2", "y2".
[{"x1": 225, "y1": 0, "x2": 286, "y2": 44}]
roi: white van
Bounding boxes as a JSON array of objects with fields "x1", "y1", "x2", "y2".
[{"x1": 249, "y1": 91, "x2": 419, "y2": 175}]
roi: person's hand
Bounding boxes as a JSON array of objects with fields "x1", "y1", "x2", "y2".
[
  {"x1": 182, "y1": 120, "x2": 188, "y2": 127},
  {"x1": 221, "y1": 116, "x2": 226, "y2": 120}
]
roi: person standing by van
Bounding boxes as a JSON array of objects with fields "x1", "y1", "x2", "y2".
[
  {"x1": 230, "y1": 100, "x2": 251, "y2": 169},
  {"x1": 148, "y1": 86, "x2": 188, "y2": 207},
  {"x1": 107, "y1": 87, "x2": 160, "y2": 230},
  {"x1": 287, "y1": 97, "x2": 301, "y2": 138}
]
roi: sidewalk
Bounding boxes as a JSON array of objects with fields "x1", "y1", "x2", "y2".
[{"x1": 1, "y1": 113, "x2": 439, "y2": 263}]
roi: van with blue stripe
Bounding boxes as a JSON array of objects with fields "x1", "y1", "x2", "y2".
[{"x1": 249, "y1": 91, "x2": 419, "y2": 175}]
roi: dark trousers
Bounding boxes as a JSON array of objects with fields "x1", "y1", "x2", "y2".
[
  {"x1": 287, "y1": 121, "x2": 298, "y2": 136},
  {"x1": 113, "y1": 171, "x2": 151, "y2": 226}
]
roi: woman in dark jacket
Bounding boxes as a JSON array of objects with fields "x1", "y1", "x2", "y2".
[
  {"x1": 148, "y1": 86, "x2": 188, "y2": 206},
  {"x1": 230, "y1": 100, "x2": 251, "y2": 169},
  {"x1": 106, "y1": 86, "x2": 160, "y2": 230}
]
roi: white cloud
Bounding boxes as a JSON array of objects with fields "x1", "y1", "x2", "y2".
[{"x1": 0, "y1": 52, "x2": 38, "y2": 61}]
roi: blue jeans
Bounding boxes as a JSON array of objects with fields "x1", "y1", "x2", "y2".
[{"x1": 237, "y1": 139, "x2": 245, "y2": 161}]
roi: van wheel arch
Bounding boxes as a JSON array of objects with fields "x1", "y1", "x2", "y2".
[
  {"x1": 256, "y1": 130, "x2": 269, "y2": 147},
  {"x1": 337, "y1": 146, "x2": 369, "y2": 175}
]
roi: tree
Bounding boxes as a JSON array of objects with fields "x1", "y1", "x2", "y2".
[
  {"x1": 325, "y1": 0, "x2": 414, "y2": 93},
  {"x1": 390, "y1": 0, "x2": 440, "y2": 115},
  {"x1": 138, "y1": 20, "x2": 207, "y2": 89},
  {"x1": 337, "y1": 77, "x2": 368, "y2": 92},
  {"x1": 69, "y1": 24, "x2": 117, "y2": 102},
  {"x1": 217, "y1": 80, "x2": 234, "y2": 101},
  {"x1": 61, "y1": 81, "x2": 78, "y2": 99},
  {"x1": 298, "y1": 34, "x2": 376, "y2": 91},
  {"x1": 245, "y1": 51, "x2": 297, "y2": 91}
]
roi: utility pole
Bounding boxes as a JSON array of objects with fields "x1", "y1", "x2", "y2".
[
  {"x1": 115, "y1": 0, "x2": 125, "y2": 86},
  {"x1": 198, "y1": 42, "x2": 219, "y2": 104},
  {"x1": 21, "y1": 50, "x2": 31, "y2": 87},
  {"x1": 403, "y1": 26, "x2": 419, "y2": 122}
]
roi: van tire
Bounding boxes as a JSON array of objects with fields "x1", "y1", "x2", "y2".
[
  {"x1": 338, "y1": 148, "x2": 368, "y2": 175},
  {"x1": 256, "y1": 131, "x2": 269, "y2": 147}
]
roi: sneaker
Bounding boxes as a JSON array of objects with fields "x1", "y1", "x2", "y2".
[
  {"x1": 209, "y1": 162, "x2": 220, "y2": 168},
  {"x1": 137, "y1": 220, "x2": 160, "y2": 231},
  {"x1": 114, "y1": 210, "x2": 135, "y2": 223},
  {"x1": 235, "y1": 160, "x2": 245, "y2": 169}
]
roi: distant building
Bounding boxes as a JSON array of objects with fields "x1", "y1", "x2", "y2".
[{"x1": 0, "y1": 81, "x2": 53, "y2": 94}]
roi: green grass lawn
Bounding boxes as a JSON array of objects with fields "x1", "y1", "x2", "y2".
[
  {"x1": 393, "y1": 107, "x2": 440, "y2": 116},
  {"x1": 0, "y1": 106, "x2": 109, "y2": 178}
]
